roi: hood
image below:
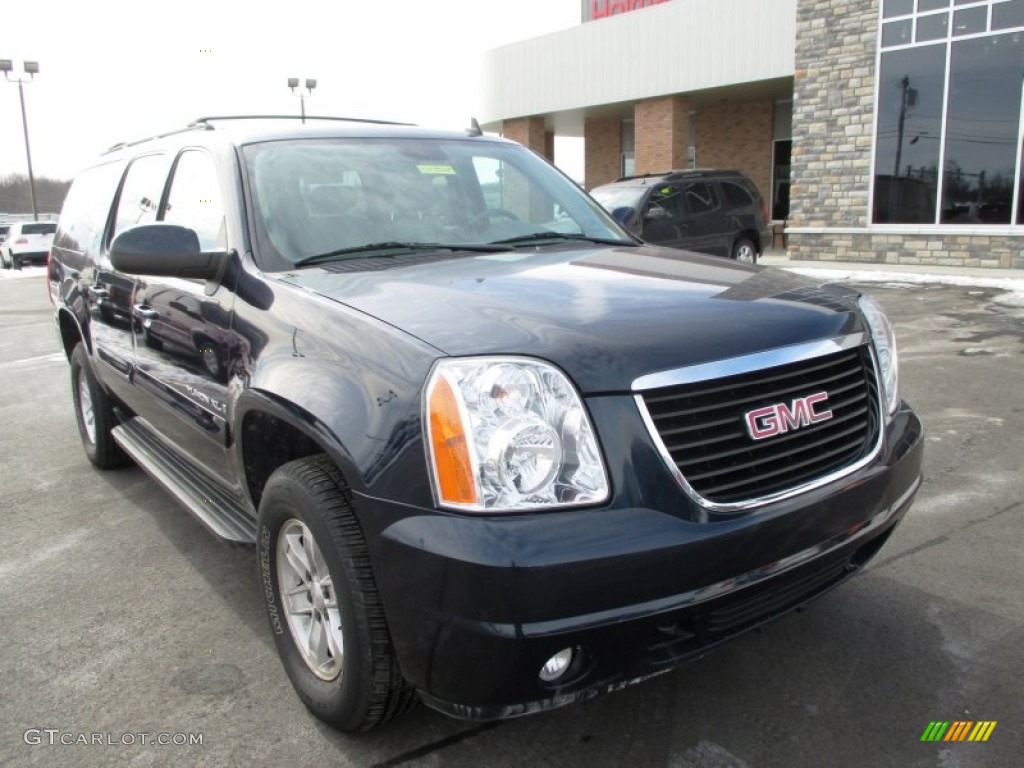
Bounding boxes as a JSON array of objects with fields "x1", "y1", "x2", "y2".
[{"x1": 279, "y1": 245, "x2": 863, "y2": 393}]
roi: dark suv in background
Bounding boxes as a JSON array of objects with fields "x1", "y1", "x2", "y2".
[
  {"x1": 49, "y1": 116, "x2": 921, "y2": 733},
  {"x1": 590, "y1": 169, "x2": 770, "y2": 263}
]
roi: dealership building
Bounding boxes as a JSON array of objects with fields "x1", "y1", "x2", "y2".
[{"x1": 482, "y1": 0, "x2": 1024, "y2": 269}]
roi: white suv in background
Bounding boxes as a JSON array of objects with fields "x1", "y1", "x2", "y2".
[{"x1": 2, "y1": 221, "x2": 57, "y2": 269}]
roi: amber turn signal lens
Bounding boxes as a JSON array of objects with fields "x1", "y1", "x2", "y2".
[{"x1": 428, "y1": 374, "x2": 478, "y2": 505}]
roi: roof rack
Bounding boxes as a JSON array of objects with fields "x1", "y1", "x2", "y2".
[
  {"x1": 103, "y1": 122, "x2": 212, "y2": 154},
  {"x1": 102, "y1": 114, "x2": 416, "y2": 154},
  {"x1": 615, "y1": 168, "x2": 738, "y2": 183},
  {"x1": 190, "y1": 114, "x2": 414, "y2": 126}
]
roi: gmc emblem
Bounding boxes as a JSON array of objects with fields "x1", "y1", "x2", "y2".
[{"x1": 745, "y1": 392, "x2": 833, "y2": 441}]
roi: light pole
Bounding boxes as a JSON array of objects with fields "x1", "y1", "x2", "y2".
[
  {"x1": 1, "y1": 59, "x2": 40, "y2": 221},
  {"x1": 287, "y1": 77, "x2": 317, "y2": 123}
]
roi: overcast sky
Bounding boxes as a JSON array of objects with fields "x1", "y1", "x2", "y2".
[{"x1": 1, "y1": 0, "x2": 582, "y2": 182}]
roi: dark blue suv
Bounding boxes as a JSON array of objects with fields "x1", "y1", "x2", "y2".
[{"x1": 49, "y1": 116, "x2": 922, "y2": 732}]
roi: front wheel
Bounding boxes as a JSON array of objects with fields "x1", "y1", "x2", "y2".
[
  {"x1": 731, "y1": 237, "x2": 758, "y2": 265},
  {"x1": 257, "y1": 455, "x2": 416, "y2": 732},
  {"x1": 70, "y1": 343, "x2": 131, "y2": 469}
]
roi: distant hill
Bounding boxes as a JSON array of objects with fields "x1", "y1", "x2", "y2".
[{"x1": 0, "y1": 174, "x2": 71, "y2": 216}]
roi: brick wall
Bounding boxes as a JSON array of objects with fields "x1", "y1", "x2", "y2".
[
  {"x1": 635, "y1": 96, "x2": 689, "y2": 173},
  {"x1": 584, "y1": 118, "x2": 622, "y2": 190},
  {"x1": 695, "y1": 101, "x2": 774, "y2": 212},
  {"x1": 502, "y1": 116, "x2": 550, "y2": 159}
]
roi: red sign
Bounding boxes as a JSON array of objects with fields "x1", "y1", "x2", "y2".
[{"x1": 586, "y1": 0, "x2": 672, "y2": 22}]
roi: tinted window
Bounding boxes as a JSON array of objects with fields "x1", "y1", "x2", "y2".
[
  {"x1": 873, "y1": 45, "x2": 944, "y2": 223},
  {"x1": 22, "y1": 222, "x2": 57, "y2": 235},
  {"x1": 53, "y1": 161, "x2": 124, "y2": 253},
  {"x1": 721, "y1": 181, "x2": 754, "y2": 208},
  {"x1": 112, "y1": 154, "x2": 168, "y2": 242},
  {"x1": 648, "y1": 185, "x2": 684, "y2": 218},
  {"x1": 684, "y1": 182, "x2": 718, "y2": 215},
  {"x1": 162, "y1": 151, "x2": 226, "y2": 251},
  {"x1": 941, "y1": 33, "x2": 1024, "y2": 223}
]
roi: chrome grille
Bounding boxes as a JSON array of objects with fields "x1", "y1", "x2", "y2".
[{"x1": 640, "y1": 345, "x2": 881, "y2": 506}]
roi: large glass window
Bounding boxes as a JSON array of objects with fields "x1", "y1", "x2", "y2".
[
  {"x1": 941, "y1": 33, "x2": 1024, "y2": 222},
  {"x1": 874, "y1": 0, "x2": 1024, "y2": 225}
]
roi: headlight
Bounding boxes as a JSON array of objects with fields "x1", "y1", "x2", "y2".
[
  {"x1": 424, "y1": 357, "x2": 609, "y2": 511},
  {"x1": 858, "y1": 294, "x2": 899, "y2": 415}
]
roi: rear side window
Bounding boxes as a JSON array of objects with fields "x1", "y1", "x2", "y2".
[
  {"x1": 54, "y1": 161, "x2": 124, "y2": 254},
  {"x1": 721, "y1": 181, "x2": 754, "y2": 208},
  {"x1": 684, "y1": 182, "x2": 718, "y2": 215},
  {"x1": 22, "y1": 222, "x2": 57, "y2": 235},
  {"x1": 112, "y1": 154, "x2": 168, "y2": 243}
]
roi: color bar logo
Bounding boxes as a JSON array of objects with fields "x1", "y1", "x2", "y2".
[{"x1": 921, "y1": 721, "x2": 997, "y2": 742}]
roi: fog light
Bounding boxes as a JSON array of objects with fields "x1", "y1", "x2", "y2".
[{"x1": 539, "y1": 647, "x2": 575, "y2": 682}]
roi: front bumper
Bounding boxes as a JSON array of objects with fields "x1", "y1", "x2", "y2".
[{"x1": 360, "y1": 403, "x2": 923, "y2": 720}]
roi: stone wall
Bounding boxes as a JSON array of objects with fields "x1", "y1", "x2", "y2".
[
  {"x1": 790, "y1": 0, "x2": 876, "y2": 230},
  {"x1": 789, "y1": 0, "x2": 1024, "y2": 268},
  {"x1": 790, "y1": 232, "x2": 1024, "y2": 269}
]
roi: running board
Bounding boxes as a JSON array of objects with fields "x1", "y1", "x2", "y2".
[{"x1": 112, "y1": 417, "x2": 257, "y2": 545}]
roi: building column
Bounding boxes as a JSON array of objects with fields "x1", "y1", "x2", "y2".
[
  {"x1": 694, "y1": 100, "x2": 774, "y2": 211},
  {"x1": 634, "y1": 96, "x2": 690, "y2": 174},
  {"x1": 584, "y1": 117, "x2": 622, "y2": 190},
  {"x1": 502, "y1": 116, "x2": 551, "y2": 160}
]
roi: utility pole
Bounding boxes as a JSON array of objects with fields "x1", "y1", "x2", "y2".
[
  {"x1": 1, "y1": 59, "x2": 40, "y2": 221},
  {"x1": 893, "y1": 75, "x2": 917, "y2": 180},
  {"x1": 288, "y1": 77, "x2": 317, "y2": 123}
]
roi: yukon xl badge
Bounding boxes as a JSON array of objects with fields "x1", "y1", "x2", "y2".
[{"x1": 745, "y1": 392, "x2": 833, "y2": 441}]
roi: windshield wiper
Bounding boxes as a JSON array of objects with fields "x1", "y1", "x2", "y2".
[
  {"x1": 294, "y1": 241, "x2": 509, "y2": 268},
  {"x1": 491, "y1": 232, "x2": 637, "y2": 247}
]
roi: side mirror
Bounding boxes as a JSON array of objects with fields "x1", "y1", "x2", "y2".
[
  {"x1": 110, "y1": 224, "x2": 227, "y2": 280},
  {"x1": 644, "y1": 205, "x2": 670, "y2": 221}
]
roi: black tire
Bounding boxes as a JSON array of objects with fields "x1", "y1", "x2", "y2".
[
  {"x1": 731, "y1": 236, "x2": 758, "y2": 265},
  {"x1": 257, "y1": 455, "x2": 416, "y2": 732},
  {"x1": 70, "y1": 343, "x2": 131, "y2": 469}
]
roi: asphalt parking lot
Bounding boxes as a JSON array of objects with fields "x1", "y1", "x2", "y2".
[{"x1": 1, "y1": 267, "x2": 1021, "y2": 768}]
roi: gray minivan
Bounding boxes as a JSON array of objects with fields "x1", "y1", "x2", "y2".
[{"x1": 591, "y1": 169, "x2": 770, "y2": 264}]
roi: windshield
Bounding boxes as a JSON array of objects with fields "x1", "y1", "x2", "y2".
[{"x1": 243, "y1": 137, "x2": 631, "y2": 270}]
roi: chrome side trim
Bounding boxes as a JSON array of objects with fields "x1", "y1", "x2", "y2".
[
  {"x1": 633, "y1": 337, "x2": 885, "y2": 513},
  {"x1": 484, "y1": 475, "x2": 921, "y2": 640},
  {"x1": 631, "y1": 332, "x2": 867, "y2": 391}
]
